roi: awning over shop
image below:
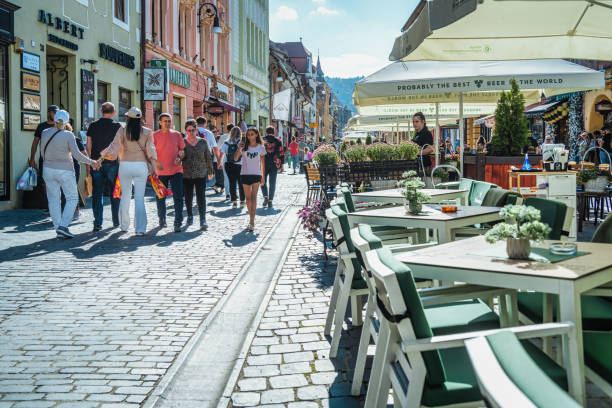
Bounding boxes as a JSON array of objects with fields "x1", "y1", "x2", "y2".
[
  {"x1": 524, "y1": 101, "x2": 561, "y2": 116},
  {"x1": 353, "y1": 59, "x2": 604, "y2": 107},
  {"x1": 391, "y1": 0, "x2": 612, "y2": 62},
  {"x1": 204, "y1": 98, "x2": 242, "y2": 114}
]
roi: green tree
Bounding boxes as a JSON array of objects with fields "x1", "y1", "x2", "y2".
[
  {"x1": 365, "y1": 135, "x2": 373, "y2": 145},
  {"x1": 356, "y1": 138, "x2": 362, "y2": 145},
  {"x1": 488, "y1": 79, "x2": 529, "y2": 156}
]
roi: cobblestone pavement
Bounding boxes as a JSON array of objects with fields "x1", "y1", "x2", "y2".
[
  {"x1": 229, "y1": 231, "x2": 364, "y2": 407},
  {"x1": 229, "y1": 231, "x2": 612, "y2": 408},
  {"x1": 0, "y1": 172, "x2": 305, "y2": 407}
]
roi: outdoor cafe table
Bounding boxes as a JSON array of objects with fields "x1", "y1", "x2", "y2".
[
  {"x1": 348, "y1": 204, "x2": 501, "y2": 244},
  {"x1": 394, "y1": 235, "x2": 612, "y2": 405},
  {"x1": 351, "y1": 188, "x2": 469, "y2": 205}
]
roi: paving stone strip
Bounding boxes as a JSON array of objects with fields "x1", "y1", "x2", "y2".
[{"x1": 0, "y1": 173, "x2": 305, "y2": 407}]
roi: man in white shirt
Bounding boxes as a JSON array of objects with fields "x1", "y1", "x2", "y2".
[{"x1": 196, "y1": 116, "x2": 221, "y2": 163}]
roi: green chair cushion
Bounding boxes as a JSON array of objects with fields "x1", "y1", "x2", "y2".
[
  {"x1": 371, "y1": 225, "x2": 409, "y2": 234},
  {"x1": 425, "y1": 299, "x2": 500, "y2": 336},
  {"x1": 459, "y1": 179, "x2": 474, "y2": 197},
  {"x1": 486, "y1": 331, "x2": 577, "y2": 408},
  {"x1": 481, "y1": 188, "x2": 511, "y2": 207},
  {"x1": 469, "y1": 181, "x2": 496, "y2": 206},
  {"x1": 376, "y1": 247, "x2": 446, "y2": 386},
  {"x1": 524, "y1": 197, "x2": 567, "y2": 240},
  {"x1": 592, "y1": 212, "x2": 612, "y2": 244},
  {"x1": 584, "y1": 331, "x2": 612, "y2": 383},
  {"x1": 331, "y1": 206, "x2": 366, "y2": 289},
  {"x1": 341, "y1": 187, "x2": 356, "y2": 213},
  {"x1": 517, "y1": 292, "x2": 612, "y2": 330},
  {"x1": 421, "y1": 337, "x2": 568, "y2": 407},
  {"x1": 357, "y1": 224, "x2": 383, "y2": 250}
]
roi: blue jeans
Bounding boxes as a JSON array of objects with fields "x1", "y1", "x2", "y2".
[
  {"x1": 291, "y1": 155, "x2": 299, "y2": 170},
  {"x1": 156, "y1": 173, "x2": 184, "y2": 227},
  {"x1": 91, "y1": 161, "x2": 120, "y2": 228},
  {"x1": 261, "y1": 166, "x2": 278, "y2": 201}
]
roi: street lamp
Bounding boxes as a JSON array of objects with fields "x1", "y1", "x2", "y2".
[{"x1": 198, "y1": 2, "x2": 222, "y2": 34}]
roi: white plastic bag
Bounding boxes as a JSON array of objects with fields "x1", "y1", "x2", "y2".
[{"x1": 16, "y1": 167, "x2": 38, "y2": 191}]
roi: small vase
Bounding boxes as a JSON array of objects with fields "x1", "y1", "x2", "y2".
[
  {"x1": 405, "y1": 200, "x2": 422, "y2": 215},
  {"x1": 506, "y1": 237, "x2": 531, "y2": 260}
]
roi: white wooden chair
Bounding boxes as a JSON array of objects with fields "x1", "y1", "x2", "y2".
[{"x1": 363, "y1": 247, "x2": 581, "y2": 408}]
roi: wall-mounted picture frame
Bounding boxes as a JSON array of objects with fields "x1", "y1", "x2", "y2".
[
  {"x1": 21, "y1": 72, "x2": 40, "y2": 92},
  {"x1": 21, "y1": 92, "x2": 41, "y2": 112},
  {"x1": 21, "y1": 52, "x2": 40, "y2": 73},
  {"x1": 22, "y1": 112, "x2": 41, "y2": 131}
]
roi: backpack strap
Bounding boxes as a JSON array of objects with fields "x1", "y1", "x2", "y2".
[{"x1": 42, "y1": 129, "x2": 63, "y2": 160}]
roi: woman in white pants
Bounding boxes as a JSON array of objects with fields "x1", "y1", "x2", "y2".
[
  {"x1": 98, "y1": 107, "x2": 157, "y2": 235},
  {"x1": 40, "y1": 110, "x2": 99, "y2": 238}
]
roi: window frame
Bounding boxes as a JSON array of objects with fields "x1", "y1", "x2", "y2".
[
  {"x1": 118, "y1": 87, "x2": 132, "y2": 123},
  {"x1": 112, "y1": 0, "x2": 129, "y2": 31}
]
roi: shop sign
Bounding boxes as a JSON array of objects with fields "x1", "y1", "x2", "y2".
[
  {"x1": 207, "y1": 105, "x2": 224, "y2": 115},
  {"x1": 48, "y1": 34, "x2": 78, "y2": 51},
  {"x1": 235, "y1": 87, "x2": 251, "y2": 111},
  {"x1": 169, "y1": 67, "x2": 190, "y2": 88},
  {"x1": 143, "y1": 68, "x2": 166, "y2": 101},
  {"x1": 21, "y1": 52, "x2": 40, "y2": 73},
  {"x1": 38, "y1": 10, "x2": 85, "y2": 39},
  {"x1": 99, "y1": 43, "x2": 135, "y2": 70}
]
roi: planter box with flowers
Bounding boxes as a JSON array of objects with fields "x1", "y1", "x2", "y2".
[
  {"x1": 577, "y1": 168, "x2": 611, "y2": 192},
  {"x1": 313, "y1": 144, "x2": 341, "y2": 187},
  {"x1": 341, "y1": 141, "x2": 420, "y2": 183}
]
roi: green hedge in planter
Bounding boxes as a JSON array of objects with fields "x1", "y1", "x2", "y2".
[
  {"x1": 397, "y1": 141, "x2": 420, "y2": 160},
  {"x1": 344, "y1": 145, "x2": 368, "y2": 162},
  {"x1": 367, "y1": 143, "x2": 400, "y2": 161},
  {"x1": 313, "y1": 144, "x2": 339, "y2": 165}
]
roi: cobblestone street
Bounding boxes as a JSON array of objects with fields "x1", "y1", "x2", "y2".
[{"x1": 0, "y1": 172, "x2": 305, "y2": 407}]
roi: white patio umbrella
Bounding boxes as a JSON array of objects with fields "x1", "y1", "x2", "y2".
[
  {"x1": 390, "y1": 0, "x2": 612, "y2": 62},
  {"x1": 353, "y1": 59, "x2": 604, "y2": 172}
]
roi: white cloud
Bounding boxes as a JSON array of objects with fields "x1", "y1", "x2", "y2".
[
  {"x1": 312, "y1": 0, "x2": 325, "y2": 3},
  {"x1": 320, "y1": 54, "x2": 388, "y2": 78},
  {"x1": 274, "y1": 5, "x2": 298, "y2": 20},
  {"x1": 311, "y1": 6, "x2": 339, "y2": 15}
]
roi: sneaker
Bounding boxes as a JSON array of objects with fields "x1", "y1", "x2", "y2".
[
  {"x1": 56, "y1": 226, "x2": 74, "y2": 239},
  {"x1": 240, "y1": 201, "x2": 246, "y2": 207},
  {"x1": 187, "y1": 216, "x2": 194, "y2": 224},
  {"x1": 267, "y1": 200, "x2": 273, "y2": 209},
  {"x1": 247, "y1": 224, "x2": 254, "y2": 231},
  {"x1": 72, "y1": 210, "x2": 80, "y2": 221},
  {"x1": 135, "y1": 232, "x2": 145, "y2": 236},
  {"x1": 200, "y1": 222, "x2": 208, "y2": 231},
  {"x1": 93, "y1": 226, "x2": 102, "y2": 232},
  {"x1": 159, "y1": 218, "x2": 167, "y2": 228},
  {"x1": 232, "y1": 201, "x2": 238, "y2": 208},
  {"x1": 173, "y1": 225, "x2": 182, "y2": 233},
  {"x1": 225, "y1": 195, "x2": 231, "y2": 200},
  {"x1": 262, "y1": 197, "x2": 269, "y2": 207}
]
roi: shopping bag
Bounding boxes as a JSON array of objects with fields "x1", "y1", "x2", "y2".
[
  {"x1": 84, "y1": 175, "x2": 93, "y2": 198},
  {"x1": 149, "y1": 174, "x2": 173, "y2": 199},
  {"x1": 112, "y1": 178, "x2": 121, "y2": 199},
  {"x1": 16, "y1": 167, "x2": 38, "y2": 191}
]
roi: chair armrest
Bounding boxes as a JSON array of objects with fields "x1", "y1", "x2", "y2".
[
  {"x1": 420, "y1": 285, "x2": 510, "y2": 306},
  {"x1": 340, "y1": 252, "x2": 357, "y2": 261},
  {"x1": 401, "y1": 322, "x2": 575, "y2": 353}
]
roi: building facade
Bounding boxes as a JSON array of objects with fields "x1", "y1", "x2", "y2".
[
  {"x1": 2, "y1": 0, "x2": 141, "y2": 210},
  {"x1": 143, "y1": 0, "x2": 237, "y2": 133},
  {"x1": 230, "y1": 0, "x2": 269, "y2": 131}
]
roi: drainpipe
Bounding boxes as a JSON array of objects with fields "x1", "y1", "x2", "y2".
[{"x1": 140, "y1": 0, "x2": 146, "y2": 113}]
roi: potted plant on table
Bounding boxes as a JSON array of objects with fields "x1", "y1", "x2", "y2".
[
  {"x1": 399, "y1": 171, "x2": 430, "y2": 214},
  {"x1": 484, "y1": 205, "x2": 551, "y2": 260}
]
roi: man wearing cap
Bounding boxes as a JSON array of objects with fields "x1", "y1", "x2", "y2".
[
  {"x1": 87, "y1": 102, "x2": 122, "y2": 231},
  {"x1": 40, "y1": 110, "x2": 99, "y2": 238},
  {"x1": 154, "y1": 113, "x2": 185, "y2": 232},
  {"x1": 29, "y1": 105, "x2": 59, "y2": 179}
]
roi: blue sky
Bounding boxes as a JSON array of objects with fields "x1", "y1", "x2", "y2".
[{"x1": 269, "y1": 0, "x2": 419, "y2": 78}]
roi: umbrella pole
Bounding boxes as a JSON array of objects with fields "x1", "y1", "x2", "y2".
[
  {"x1": 435, "y1": 102, "x2": 440, "y2": 166},
  {"x1": 459, "y1": 92, "x2": 464, "y2": 176}
]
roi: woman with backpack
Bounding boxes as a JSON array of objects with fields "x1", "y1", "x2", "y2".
[
  {"x1": 182, "y1": 119, "x2": 214, "y2": 231},
  {"x1": 222, "y1": 127, "x2": 245, "y2": 208},
  {"x1": 235, "y1": 127, "x2": 266, "y2": 231},
  {"x1": 40, "y1": 110, "x2": 99, "y2": 238}
]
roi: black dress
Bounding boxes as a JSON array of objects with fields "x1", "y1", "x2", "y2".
[{"x1": 413, "y1": 127, "x2": 434, "y2": 168}]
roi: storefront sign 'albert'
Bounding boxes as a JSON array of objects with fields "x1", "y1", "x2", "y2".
[{"x1": 38, "y1": 10, "x2": 85, "y2": 40}]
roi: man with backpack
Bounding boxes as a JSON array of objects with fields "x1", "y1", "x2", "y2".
[{"x1": 261, "y1": 126, "x2": 284, "y2": 208}]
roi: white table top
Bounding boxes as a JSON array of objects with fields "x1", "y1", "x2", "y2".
[
  {"x1": 352, "y1": 188, "x2": 468, "y2": 199},
  {"x1": 350, "y1": 204, "x2": 500, "y2": 222},
  {"x1": 395, "y1": 235, "x2": 612, "y2": 281}
]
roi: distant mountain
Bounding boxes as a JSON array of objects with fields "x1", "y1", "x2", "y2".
[{"x1": 325, "y1": 76, "x2": 364, "y2": 114}]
